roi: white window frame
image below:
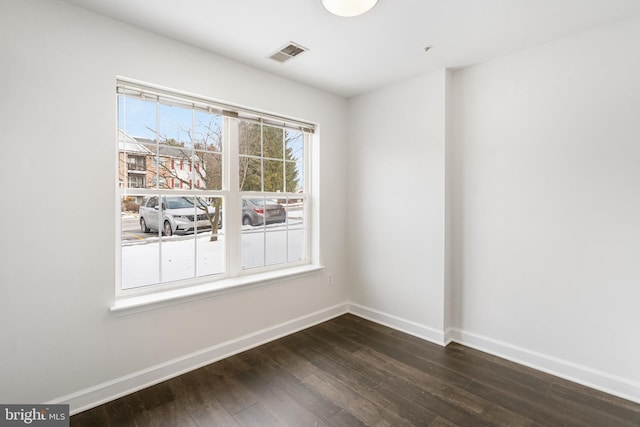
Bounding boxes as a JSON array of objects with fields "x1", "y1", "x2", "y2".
[{"x1": 113, "y1": 78, "x2": 321, "y2": 313}]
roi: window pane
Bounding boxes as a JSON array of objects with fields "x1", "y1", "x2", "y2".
[
  {"x1": 161, "y1": 235, "x2": 196, "y2": 282},
  {"x1": 118, "y1": 95, "x2": 156, "y2": 140},
  {"x1": 159, "y1": 103, "x2": 193, "y2": 149},
  {"x1": 119, "y1": 96, "x2": 157, "y2": 190},
  {"x1": 240, "y1": 157, "x2": 262, "y2": 191},
  {"x1": 156, "y1": 145, "x2": 194, "y2": 190},
  {"x1": 159, "y1": 196, "x2": 220, "y2": 281},
  {"x1": 286, "y1": 197, "x2": 306, "y2": 263},
  {"x1": 285, "y1": 129, "x2": 304, "y2": 162},
  {"x1": 194, "y1": 111, "x2": 222, "y2": 153},
  {"x1": 242, "y1": 197, "x2": 291, "y2": 270},
  {"x1": 239, "y1": 121, "x2": 261, "y2": 157},
  {"x1": 263, "y1": 159, "x2": 284, "y2": 192},
  {"x1": 196, "y1": 196, "x2": 225, "y2": 277},
  {"x1": 288, "y1": 229, "x2": 306, "y2": 263},
  {"x1": 121, "y1": 194, "x2": 160, "y2": 289},
  {"x1": 120, "y1": 152, "x2": 152, "y2": 189},
  {"x1": 248, "y1": 197, "x2": 286, "y2": 226},
  {"x1": 121, "y1": 194, "x2": 227, "y2": 288},
  {"x1": 284, "y1": 198, "x2": 305, "y2": 229},
  {"x1": 242, "y1": 197, "x2": 263, "y2": 228},
  {"x1": 133, "y1": 144, "x2": 158, "y2": 190},
  {"x1": 266, "y1": 231, "x2": 287, "y2": 266},
  {"x1": 197, "y1": 151, "x2": 222, "y2": 190},
  {"x1": 285, "y1": 161, "x2": 303, "y2": 193},
  {"x1": 197, "y1": 233, "x2": 225, "y2": 276},
  {"x1": 263, "y1": 125, "x2": 283, "y2": 159},
  {"x1": 159, "y1": 196, "x2": 198, "y2": 283},
  {"x1": 242, "y1": 231, "x2": 264, "y2": 269}
]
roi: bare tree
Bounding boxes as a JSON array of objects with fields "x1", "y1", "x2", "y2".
[
  {"x1": 142, "y1": 118, "x2": 224, "y2": 241},
  {"x1": 132, "y1": 117, "x2": 301, "y2": 241}
]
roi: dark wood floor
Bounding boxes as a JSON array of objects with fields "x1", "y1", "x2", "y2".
[{"x1": 71, "y1": 314, "x2": 640, "y2": 426}]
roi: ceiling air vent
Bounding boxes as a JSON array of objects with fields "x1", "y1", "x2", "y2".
[{"x1": 269, "y1": 42, "x2": 308, "y2": 63}]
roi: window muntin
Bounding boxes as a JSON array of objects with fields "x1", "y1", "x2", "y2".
[{"x1": 117, "y1": 80, "x2": 313, "y2": 293}]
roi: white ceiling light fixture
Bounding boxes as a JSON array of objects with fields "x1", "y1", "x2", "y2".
[{"x1": 321, "y1": 0, "x2": 379, "y2": 17}]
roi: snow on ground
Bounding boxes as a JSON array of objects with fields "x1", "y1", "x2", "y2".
[{"x1": 121, "y1": 226, "x2": 305, "y2": 290}]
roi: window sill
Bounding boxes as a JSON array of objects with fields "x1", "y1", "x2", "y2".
[{"x1": 110, "y1": 264, "x2": 324, "y2": 316}]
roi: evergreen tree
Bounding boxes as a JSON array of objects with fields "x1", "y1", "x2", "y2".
[{"x1": 239, "y1": 121, "x2": 300, "y2": 192}]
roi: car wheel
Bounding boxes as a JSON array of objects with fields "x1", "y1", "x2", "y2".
[
  {"x1": 163, "y1": 220, "x2": 173, "y2": 236},
  {"x1": 140, "y1": 217, "x2": 150, "y2": 233},
  {"x1": 242, "y1": 216, "x2": 252, "y2": 226}
]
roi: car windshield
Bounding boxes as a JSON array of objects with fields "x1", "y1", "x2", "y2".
[{"x1": 164, "y1": 197, "x2": 194, "y2": 209}]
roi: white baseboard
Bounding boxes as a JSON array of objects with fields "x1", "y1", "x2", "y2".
[
  {"x1": 52, "y1": 303, "x2": 348, "y2": 415},
  {"x1": 449, "y1": 328, "x2": 640, "y2": 404},
  {"x1": 346, "y1": 302, "x2": 448, "y2": 346}
]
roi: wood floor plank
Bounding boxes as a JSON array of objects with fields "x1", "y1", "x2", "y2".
[
  {"x1": 302, "y1": 373, "x2": 414, "y2": 427},
  {"x1": 293, "y1": 344, "x2": 381, "y2": 394},
  {"x1": 444, "y1": 342, "x2": 556, "y2": 382},
  {"x1": 370, "y1": 383, "x2": 439, "y2": 426},
  {"x1": 232, "y1": 403, "x2": 281, "y2": 427},
  {"x1": 102, "y1": 391, "x2": 152, "y2": 426},
  {"x1": 291, "y1": 346, "x2": 438, "y2": 425},
  {"x1": 143, "y1": 400, "x2": 198, "y2": 427},
  {"x1": 138, "y1": 381, "x2": 175, "y2": 411},
  {"x1": 354, "y1": 347, "x2": 532, "y2": 426},
  {"x1": 315, "y1": 322, "x2": 472, "y2": 389},
  {"x1": 350, "y1": 327, "x2": 552, "y2": 402},
  {"x1": 233, "y1": 368, "x2": 328, "y2": 426},
  {"x1": 302, "y1": 329, "x2": 397, "y2": 386},
  {"x1": 428, "y1": 416, "x2": 461, "y2": 427},
  {"x1": 535, "y1": 386, "x2": 640, "y2": 427},
  {"x1": 261, "y1": 342, "x2": 414, "y2": 426},
  {"x1": 323, "y1": 408, "x2": 368, "y2": 427},
  {"x1": 301, "y1": 328, "x2": 504, "y2": 425},
  {"x1": 334, "y1": 316, "x2": 544, "y2": 389},
  {"x1": 69, "y1": 405, "x2": 110, "y2": 427},
  {"x1": 137, "y1": 380, "x2": 200, "y2": 427},
  {"x1": 466, "y1": 379, "x2": 624, "y2": 427},
  {"x1": 237, "y1": 347, "x2": 342, "y2": 421},
  {"x1": 71, "y1": 315, "x2": 640, "y2": 427},
  {"x1": 168, "y1": 372, "x2": 240, "y2": 427},
  {"x1": 205, "y1": 353, "x2": 253, "y2": 377},
  {"x1": 548, "y1": 381, "x2": 640, "y2": 425},
  {"x1": 198, "y1": 365, "x2": 257, "y2": 416},
  {"x1": 260, "y1": 341, "x2": 326, "y2": 380},
  {"x1": 332, "y1": 315, "x2": 555, "y2": 398}
]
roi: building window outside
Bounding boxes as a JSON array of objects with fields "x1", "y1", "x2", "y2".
[
  {"x1": 128, "y1": 174, "x2": 145, "y2": 188},
  {"x1": 117, "y1": 80, "x2": 313, "y2": 294}
]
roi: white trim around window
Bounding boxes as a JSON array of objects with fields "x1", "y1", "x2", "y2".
[{"x1": 113, "y1": 78, "x2": 321, "y2": 312}]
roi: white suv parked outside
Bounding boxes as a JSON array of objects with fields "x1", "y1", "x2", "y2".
[{"x1": 139, "y1": 196, "x2": 220, "y2": 236}]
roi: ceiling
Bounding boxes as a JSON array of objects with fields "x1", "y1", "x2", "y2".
[{"x1": 62, "y1": 0, "x2": 640, "y2": 98}]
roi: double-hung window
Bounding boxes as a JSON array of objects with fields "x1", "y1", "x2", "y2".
[{"x1": 116, "y1": 80, "x2": 314, "y2": 297}]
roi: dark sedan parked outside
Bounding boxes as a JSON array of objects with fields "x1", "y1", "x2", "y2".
[{"x1": 242, "y1": 198, "x2": 286, "y2": 226}]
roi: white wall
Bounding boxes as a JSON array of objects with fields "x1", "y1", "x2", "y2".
[
  {"x1": 450, "y1": 17, "x2": 640, "y2": 398},
  {"x1": 346, "y1": 16, "x2": 640, "y2": 402},
  {"x1": 347, "y1": 70, "x2": 449, "y2": 343},
  {"x1": 0, "y1": 0, "x2": 348, "y2": 409}
]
